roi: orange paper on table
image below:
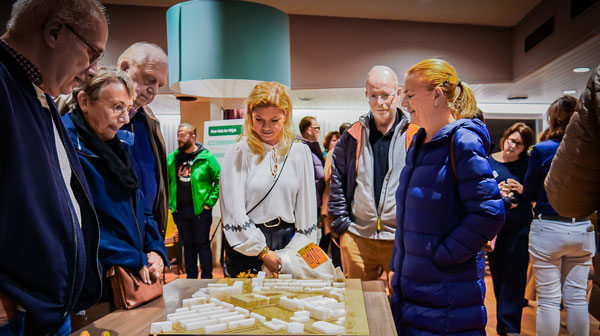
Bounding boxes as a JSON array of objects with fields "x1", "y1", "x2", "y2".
[{"x1": 297, "y1": 243, "x2": 328, "y2": 269}]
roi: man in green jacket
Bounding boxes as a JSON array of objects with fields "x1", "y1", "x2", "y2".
[{"x1": 167, "y1": 123, "x2": 220, "y2": 278}]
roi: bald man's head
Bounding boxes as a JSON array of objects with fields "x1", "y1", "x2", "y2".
[
  {"x1": 118, "y1": 42, "x2": 168, "y2": 109},
  {"x1": 365, "y1": 65, "x2": 401, "y2": 127},
  {"x1": 365, "y1": 65, "x2": 399, "y2": 89}
]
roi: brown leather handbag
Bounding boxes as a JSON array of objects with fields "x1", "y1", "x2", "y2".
[{"x1": 107, "y1": 265, "x2": 164, "y2": 309}]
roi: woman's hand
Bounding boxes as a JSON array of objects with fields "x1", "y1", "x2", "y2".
[
  {"x1": 138, "y1": 266, "x2": 151, "y2": 285},
  {"x1": 506, "y1": 178, "x2": 523, "y2": 194},
  {"x1": 147, "y1": 251, "x2": 164, "y2": 282},
  {"x1": 261, "y1": 251, "x2": 282, "y2": 274}
]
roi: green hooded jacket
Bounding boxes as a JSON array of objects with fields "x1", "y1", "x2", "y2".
[{"x1": 167, "y1": 145, "x2": 221, "y2": 216}]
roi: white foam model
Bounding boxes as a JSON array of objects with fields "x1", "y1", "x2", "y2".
[
  {"x1": 250, "y1": 312, "x2": 266, "y2": 323},
  {"x1": 264, "y1": 321, "x2": 283, "y2": 331},
  {"x1": 287, "y1": 321, "x2": 305, "y2": 333},
  {"x1": 238, "y1": 318, "x2": 256, "y2": 327},
  {"x1": 204, "y1": 322, "x2": 227, "y2": 333},
  {"x1": 152, "y1": 277, "x2": 349, "y2": 334},
  {"x1": 234, "y1": 307, "x2": 250, "y2": 317},
  {"x1": 150, "y1": 321, "x2": 172, "y2": 333},
  {"x1": 312, "y1": 320, "x2": 346, "y2": 334},
  {"x1": 184, "y1": 318, "x2": 217, "y2": 331}
]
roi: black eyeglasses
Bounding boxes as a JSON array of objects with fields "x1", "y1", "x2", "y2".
[{"x1": 64, "y1": 24, "x2": 103, "y2": 66}]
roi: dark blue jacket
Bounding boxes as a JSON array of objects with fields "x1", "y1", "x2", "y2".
[
  {"x1": 523, "y1": 140, "x2": 560, "y2": 215},
  {"x1": 0, "y1": 49, "x2": 101, "y2": 334},
  {"x1": 391, "y1": 119, "x2": 504, "y2": 335},
  {"x1": 62, "y1": 114, "x2": 168, "y2": 279}
]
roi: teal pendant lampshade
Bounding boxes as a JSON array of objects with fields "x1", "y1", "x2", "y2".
[{"x1": 167, "y1": 0, "x2": 291, "y2": 98}]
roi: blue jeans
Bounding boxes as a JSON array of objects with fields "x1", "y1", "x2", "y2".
[{"x1": 0, "y1": 312, "x2": 70, "y2": 336}]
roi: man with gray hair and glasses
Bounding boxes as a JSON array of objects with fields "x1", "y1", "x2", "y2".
[
  {"x1": 0, "y1": 0, "x2": 108, "y2": 334},
  {"x1": 329, "y1": 66, "x2": 410, "y2": 284}
]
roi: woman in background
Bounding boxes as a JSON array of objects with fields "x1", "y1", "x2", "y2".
[
  {"x1": 487, "y1": 122, "x2": 534, "y2": 335},
  {"x1": 390, "y1": 58, "x2": 504, "y2": 334},
  {"x1": 524, "y1": 95, "x2": 595, "y2": 336},
  {"x1": 322, "y1": 131, "x2": 340, "y2": 158},
  {"x1": 220, "y1": 81, "x2": 317, "y2": 277}
]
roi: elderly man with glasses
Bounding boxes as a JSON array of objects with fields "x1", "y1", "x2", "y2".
[
  {"x1": 0, "y1": 0, "x2": 108, "y2": 335},
  {"x1": 329, "y1": 65, "x2": 411, "y2": 283}
]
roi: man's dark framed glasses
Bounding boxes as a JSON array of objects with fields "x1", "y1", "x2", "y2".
[{"x1": 64, "y1": 23, "x2": 103, "y2": 65}]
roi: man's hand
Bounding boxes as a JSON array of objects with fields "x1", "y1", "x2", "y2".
[
  {"x1": 204, "y1": 205, "x2": 211, "y2": 210},
  {"x1": 138, "y1": 266, "x2": 151, "y2": 285},
  {"x1": 388, "y1": 271, "x2": 395, "y2": 292},
  {"x1": 147, "y1": 251, "x2": 164, "y2": 282},
  {"x1": 261, "y1": 251, "x2": 282, "y2": 274}
]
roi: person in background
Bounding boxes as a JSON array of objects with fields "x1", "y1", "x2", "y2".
[
  {"x1": 338, "y1": 122, "x2": 351, "y2": 135},
  {"x1": 544, "y1": 65, "x2": 600, "y2": 323},
  {"x1": 117, "y1": 42, "x2": 170, "y2": 237},
  {"x1": 329, "y1": 65, "x2": 409, "y2": 281},
  {"x1": 299, "y1": 116, "x2": 326, "y2": 212},
  {"x1": 487, "y1": 122, "x2": 534, "y2": 336},
  {"x1": 0, "y1": 1, "x2": 107, "y2": 334},
  {"x1": 167, "y1": 123, "x2": 221, "y2": 279},
  {"x1": 62, "y1": 68, "x2": 168, "y2": 304},
  {"x1": 524, "y1": 95, "x2": 595, "y2": 336},
  {"x1": 220, "y1": 82, "x2": 317, "y2": 277},
  {"x1": 322, "y1": 131, "x2": 340, "y2": 158},
  {"x1": 390, "y1": 58, "x2": 504, "y2": 334},
  {"x1": 320, "y1": 128, "x2": 343, "y2": 269}
]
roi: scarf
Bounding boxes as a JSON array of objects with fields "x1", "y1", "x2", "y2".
[{"x1": 71, "y1": 107, "x2": 139, "y2": 193}]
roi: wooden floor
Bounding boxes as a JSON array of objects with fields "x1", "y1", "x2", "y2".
[
  {"x1": 164, "y1": 265, "x2": 600, "y2": 335},
  {"x1": 483, "y1": 275, "x2": 600, "y2": 335}
]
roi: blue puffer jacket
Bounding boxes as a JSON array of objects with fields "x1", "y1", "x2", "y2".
[
  {"x1": 62, "y1": 114, "x2": 168, "y2": 282},
  {"x1": 391, "y1": 118, "x2": 504, "y2": 335}
]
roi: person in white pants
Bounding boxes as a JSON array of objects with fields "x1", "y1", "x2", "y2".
[{"x1": 523, "y1": 95, "x2": 596, "y2": 336}]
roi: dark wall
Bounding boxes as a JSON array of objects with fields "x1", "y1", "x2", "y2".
[
  {"x1": 485, "y1": 119, "x2": 537, "y2": 153},
  {"x1": 0, "y1": 1, "x2": 16, "y2": 35}
]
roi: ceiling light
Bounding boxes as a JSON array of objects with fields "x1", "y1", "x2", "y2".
[
  {"x1": 507, "y1": 95, "x2": 528, "y2": 100},
  {"x1": 573, "y1": 67, "x2": 591, "y2": 73},
  {"x1": 562, "y1": 90, "x2": 577, "y2": 95}
]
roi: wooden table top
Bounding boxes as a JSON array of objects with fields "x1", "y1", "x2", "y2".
[{"x1": 71, "y1": 279, "x2": 396, "y2": 336}]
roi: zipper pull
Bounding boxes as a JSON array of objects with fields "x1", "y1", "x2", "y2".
[{"x1": 377, "y1": 216, "x2": 381, "y2": 233}]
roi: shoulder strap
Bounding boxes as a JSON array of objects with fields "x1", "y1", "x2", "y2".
[
  {"x1": 450, "y1": 132, "x2": 457, "y2": 180},
  {"x1": 246, "y1": 141, "x2": 294, "y2": 216}
]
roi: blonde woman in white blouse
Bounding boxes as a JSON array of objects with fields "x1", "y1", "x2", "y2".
[{"x1": 220, "y1": 81, "x2": 317, "y2": 277}]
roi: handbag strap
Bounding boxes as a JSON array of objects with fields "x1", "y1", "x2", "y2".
[
  {"x1": 209, "y1": 140, "x2": 294, "y2": 242},
  {"x1": 246, "y1": 141, "x2": 294, "y2": 216},
  {"x1": 449, "y1": 132, "x2": 457, "y2": 180}
]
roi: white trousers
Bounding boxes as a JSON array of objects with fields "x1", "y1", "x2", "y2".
[{"x1": 529, "y1": 218, "x2": 595, "y2": 336}]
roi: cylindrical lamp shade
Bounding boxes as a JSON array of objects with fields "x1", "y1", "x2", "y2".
[{"x1": 167, "y1": 0, "x2": 291, "y2": 98}]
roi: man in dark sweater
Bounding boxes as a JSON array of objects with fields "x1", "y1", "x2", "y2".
[
  {"x1": 118, "y1": 42, "x2": 170, "y2": 237},
  {"x1": 0, "y1": 0, "x2": 108, "y2": 334}
]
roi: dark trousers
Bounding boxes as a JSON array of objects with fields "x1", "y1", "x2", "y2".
[
  {"x1": 173, "y1": 207, "x2": 213, "y2": 279},
  {"x1": 487, "y1": 225, "x2": 530, "y2": 334},
  {"x1": 318, "y1": 230, "x2": 342, "y2": 269}
]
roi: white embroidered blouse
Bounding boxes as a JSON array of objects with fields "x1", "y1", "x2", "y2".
[{"x1": 220, "y1": 138, "x2": 318, "y2": 256}]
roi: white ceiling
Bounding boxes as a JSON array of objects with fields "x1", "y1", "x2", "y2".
[{"x1": 101, "y1": 0, "x2": 541, "y2": 27}]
